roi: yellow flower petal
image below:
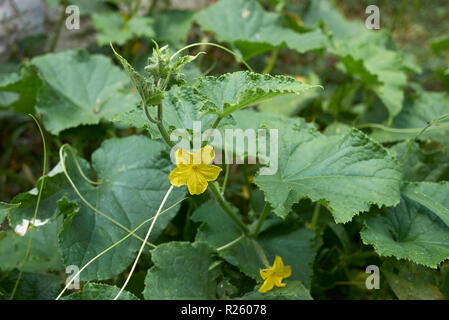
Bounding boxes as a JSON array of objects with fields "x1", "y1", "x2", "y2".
[
  {"x1": 186, "y1": 170, "x2": 208, "y2": 195},
  {"x1": 273, "y1": 276, "x2": 287, "y2": 288},
  {"x1": 197, "y1": 164, "x2": 222, "y2": 181},
  {"x1": 279, "y1": 265, "x2": 292, "y2": 278},
  {"x1": 258, "y1": 256, "x2": 291, "y2": 293},
  {"x1": 193, "y1": 145, "x2": 215, "y2": 164},
  {"x1": 259, "y1": 277, "x2": 274, "y2": 293},
  {"x1": 175, "y1": 149, "x2": 193, "y2": 165},
  {"x1": 259, "y1": 268, "x2": 273, "y2": 280},
  {"x1": 168, "y1": 166, "x2": 190, "y2": 186},
  {"x1": 273, "y1": 256, "x2": 284, "y2": 270}
]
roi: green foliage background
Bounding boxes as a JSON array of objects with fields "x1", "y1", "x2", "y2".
[{"x1": 1, "y1": 0, "x2": 449, "y2": 300}]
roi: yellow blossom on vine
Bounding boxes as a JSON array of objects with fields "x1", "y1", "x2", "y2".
[
  {"x1": 259, "y1": 256, "x2": 292, "y2": 293},
  {"x1": 168, "y1": 145, "x2": 222, "y2": 195}
]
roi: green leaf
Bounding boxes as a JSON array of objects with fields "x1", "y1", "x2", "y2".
[
  {"x1": 143, "y1": 242, "x2": 219, "y2": 299},
  {"x1": 430, "y1": 35, "x2": 449, "y2": 54},
  {"x1": 328, "y1": 39, "x2": 407, "y2": 122},
  {"x1": 32, "y1": 50, "x2": 138, "y2": 134},
  {"x1": 258, "y1": 73, "x2": 321, "y2": 117},
  {"x1": 370, "y1": 91, "x2": 449, "y2": 147},
  {"x1": 111, "y1": 45, "x2": 164, "y2": 107},
  {"x1": 382, "y1": 260, "x2": 445, "y2": 300},
  {"x1": 213, "y1": 109, "x2": 318, "y2": 168},
  {"x1": 152, "y1": 10, "x2": 194, "y2": 49},
  {"x1": 8, "y1": 136, "x2": 185, "y2": 281},
  {"x1": 303, "y1": 0, "x2": 368, "y2": 40},
  {"x1": 92, "y1": 12, "x2": 155, "y2": 46},
  {"x1": 401, "y1": 182, "x2": 449, "y2": 228},
  {"x1": 0, "y1": 202, "x2": 20, "y2": 224},
  {"x1": 361, "y1": 186, "x2": 449, "y2": 268},
  {"x1": 254, "y1": 126, "x2": 402, "y2": 223},
  {"x1": 242, "y1": 280, "x2": 312, "y2": 300},
  {"x1": 0, "y1": 218, "x2": 63, "y2": 272},
  {"x1": 197, "y1": 71, "x2": 317, "y2": 117},
  {"x1": 192, "y1": 201, "x2": 316, "y2": 288},
  {"x1": 0, "y1": 65, "x2": 41, "y2": 114},
  {"x1": 389, "y1": 142, "x2": 449, "y2": 182},
  {"x1": 196, "y1": 0, "x2": 324, "y2": 59},
  {"x1": 0, "y1": 271, "x2": 61, "y2": 300},
  {"x1": 62, "y1": 283, "x2": 138, "y2": 300}
]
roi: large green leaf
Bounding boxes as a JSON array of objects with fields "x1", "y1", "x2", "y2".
[
  {"x1": 370, "y1": 91, "x2": 449, "y2": 147},
  {"x1": 0, "y1": 218, "x2": 63, "y2": 272},
  {"x1": 8, "y1": 136, "x2": 185, "y2": 281},
  {"x1": 0, "y1": 271, "x2": 61, "y2": 300},
  {"x1": 0, "y1": 65, "x2": 41, "y2": 114},
  {"x1": 32, "y1": 50, "x2": 138, "y2": 134},
  {"x1": 92, "y1": 12, "x2": 155, "y2": 46},
  {"x1": 303, "y1": 0, "x2": 368, "y2": 40},
  {"x1": 254, "y1": 125, "x2": 402, "y2": 223},
  {"x1": 196, "y1": 0, "x2": 324, "y2": 59},
  {"x1": 361, "y1": 184, "x2": 449, "y2": 268},
  {"x1": 196, "y1": 71, "x2": 317, "y2": 117},
  {"x1": 143, "y1": 242, "x2": 219, "y2": 299},
  {"x1": 192, "y1": 201, "x2": 316, "y2": 288},
  {"x1": 62, "y1": 283, "x2": 138, "y2": 300}
]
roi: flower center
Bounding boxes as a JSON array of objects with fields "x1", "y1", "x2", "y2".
[{"x1": 192, "y1": 164, "x2": 199, "y2": 170}]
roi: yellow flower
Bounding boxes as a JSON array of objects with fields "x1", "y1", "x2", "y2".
[
  {"x1": 258, "y1": 256, "x2": 292, "y2": 293},
  {"x1": 168, "y1": 145, "x2": 222, "y2": 195}
]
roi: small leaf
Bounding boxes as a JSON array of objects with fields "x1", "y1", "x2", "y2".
[{"x1": 143, "y1": 242, "x2": 219, "y2": 299}]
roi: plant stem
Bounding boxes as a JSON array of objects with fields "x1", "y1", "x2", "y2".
[
  {"x1": 221, "y1": 163, "x2": 230, "y2": 195},
  {"x1": 262, "y1": 49, "x2": 279, "y2": 74},
  {"x1": 253, "y1": 203, "x2": 270, "y2": 237},
  {"x1": 208, "y1": 182, "x2": 249, "y2": 235},
  {"x1": 202, "y1": 115, "x2": 222, "y2": 147},
  {"x1": 311, "y1": 203, "x2": 320, "y2": 229},
  {"x1": 401, "y1": 112, "x2": 449, "y2": 163},
  {"x1": 48, "y1": 1, "x2": 67, "y2": 52},
  {"x1": 242, "y1": 164, "x2": 256, "y2": 212}
]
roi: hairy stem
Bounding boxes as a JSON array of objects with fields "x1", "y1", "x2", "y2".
[
  {"x1": 252, "y1": 203, "x2": 270, "y2": 237},
  {"x1": 209, "y1": 182, "x2": 249, "y2": 235}
]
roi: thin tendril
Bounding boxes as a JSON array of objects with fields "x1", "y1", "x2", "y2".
[
  {"x1": 59, "y1": 144, "x2": 155, "y2": 248},
  {"x1": 216, "y1": 234, "x2": 245, "y2": 251},
  {"x1": 10, "y1": 114, "x2": 47, "y2": 300},
  {"x1": 401, "y1": 112, "x2": 449, "y2": 162},
  {"x1": 65, "y1": 146, "x2": 102, "y2": 185},
  {"x1": 55, "y1": 196, "x2": 186, "y2": 300},
  {"x1": 171, "y1": 42, "x2": 254, "y2": 73},
  {"x1": 114, "y1": 185, "x2": 174, "y2": 300}
]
